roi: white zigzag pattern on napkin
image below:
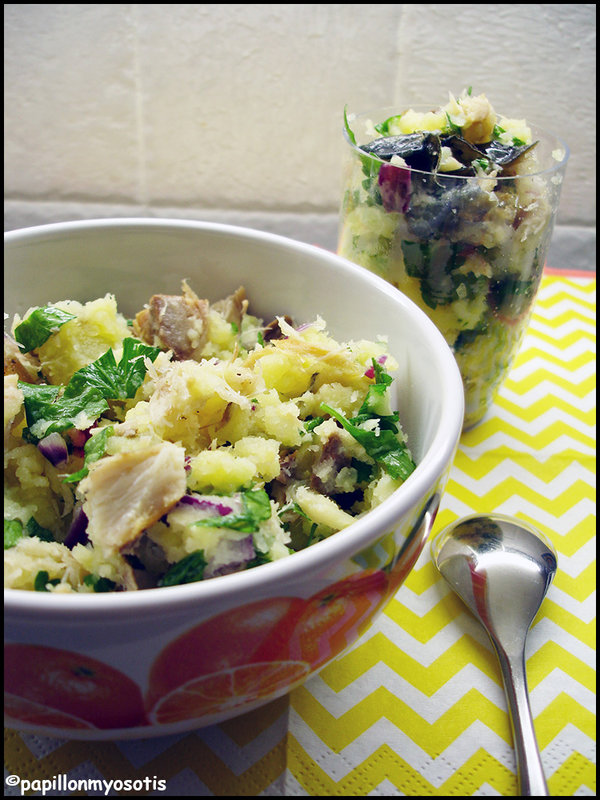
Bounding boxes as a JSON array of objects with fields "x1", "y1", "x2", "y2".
[
  {"x1": 394, "y1": 573, "x2": 595, "y2": 623},
  {"x1": 512, "y1": 396, "x2": 594, "y2": 421},
  {"x1": 305, "y1": 665, "x2": 506, "y2": 719},
  {"x1": 352, "y1": 608, "x2": 595, "y2": 673},
  {"x1": 288, "y1": 711, "x2": 517, "y2": 787},
  {"x1": 531, "y1": 670, "x2": 597, "y2": 710},
  {"x1": 287, "y1": 684, "x2": 595, "y2": 789},
  {"x1": 460, "y1": 433, "x2": 595, "y2": 459},
  {"x1": 518, "y1": 324, "x2": 595, "y2": 348},
  {"x1": 449, "y1": 461, "x2": 594, "y2": 499},
  {"x1": 533, "y1": 294, "x2": 596, "y2": 316},
  {"x1": 532, "y1": 300, "x2": 596, "y2": 323},
  {"x1": 442, "y1": 493, "x2": 595, "y2": 534},
  {"x1": 544, "y1": 724, "x2": 598, "y2": 773},
  {"x1": 536, "y1": 276, "x2": 595, "y2": 298},
  {"x1": 529, "y1": 313, "x2": 596, "y2": 336},
  {"x1": 195, "y1": 720, "x2": 289, "y2": 774},
  {"x1": 507, "y1": 358, "x2": 595, "y2": 385}
]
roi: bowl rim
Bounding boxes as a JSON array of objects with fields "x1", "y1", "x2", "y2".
[{"x1": 4, "y1": 217, "x2": 464, "y2": 620}]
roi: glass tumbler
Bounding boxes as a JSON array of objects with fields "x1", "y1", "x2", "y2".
[{"x1": 338, "y1": 107, "x2": 569, "y2": 429}]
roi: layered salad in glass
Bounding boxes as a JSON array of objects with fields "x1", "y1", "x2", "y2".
[{"x1": 339, "y1": 89, "x2": 568, "y2": 428}]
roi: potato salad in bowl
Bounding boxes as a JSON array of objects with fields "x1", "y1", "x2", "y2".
[
  {"x1": 4, "y1": 218, "x2": 465, "y2": 739},
  {"x1": 4, "y1": 282, "x2": 416, "y2": 593}
]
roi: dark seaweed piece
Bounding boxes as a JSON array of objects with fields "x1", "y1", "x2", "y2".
[
  {"x1": 401, "y1": 240, "x2": 467, "y2": 308},
  {"x1": 360, "y1": 132, "x2": 441, "y2": 173},
  {"x1": 453, "y1": 323, "x2": 489, "y2": 352},
  {"x1": 360, "y1": 130, "x2": 537, "y2": 180},
  {"x1": 488, "y1": 275, "x2": 536, "y2": 320},
  {"x1": 401, "y1": 240, "x2": 491, "y2": 310},
  {"x1": 404, "y1": 177, "x2": 494, "y2": 240},
  {"x1": 480, "y1": 139, "x2": 538, "y2": 167},
  {"x1": 437, "y1": 135, "x2": 537, "y2": 175},
  {"x1": 439, "y1": 135, "x2": 489, "y2": 174}
]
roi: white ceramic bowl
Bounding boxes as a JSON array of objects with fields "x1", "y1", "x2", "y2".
[{"x1": 4, "y1": 218, "x2": 463, "y2": 739}]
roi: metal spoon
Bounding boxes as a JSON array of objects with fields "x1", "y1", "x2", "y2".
[{"x1": 431, "y1": 514, "x2": 558, "y2": 796}]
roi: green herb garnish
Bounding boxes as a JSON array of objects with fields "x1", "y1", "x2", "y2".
[
  {"x1": 194, "y1": 488, "x2": 272, "y2": 533},
  {"x1": 444, "y1": 112, "x2": 462, "y2": 135},
  {"x1": 4, "y1": 517, "x2": 54, "y2": 549},
  {"x1": 245, "y1": 552, "x2": 272, "y2": 570},
  {"x1": 344, "y1": 105, "x2": 384, "y2": 192},
  {"x1": 473, "y1": 157, "x2": 491, "y2": 171},
  {"x1": 14, "y1": 306, "x2": 76, "y2": 352},
  {"x1": 374, "y1": 113, "x2": 404, "y2": 136},
  {"x1": 321, "y1": 360, "x2": 416, "y2": 481},
  {"x1": 34, "y1": 570, "x2": 61, "y2": 591},
  {"x1": 304, "y1": 416, "x2": 325, "y2": 432},
  {"x1": 18, "y1": 337, "x2": 160, "y2": 443},
  {"x1": 19, "y1": 381, "x2": 109, "y2": 443},
  {"x1": 25, "y1": 517, "x2": 54, "y2": 542},
  {"x1": 83, "y1": 574, "x2": 117, "y2": 592},
  {"x1": 159, "y1": 550, "x2": 207, "y2": 586},
  {"x1": 63, "y1": 425, "x2": 114, "y2": 483},
  {"x1": 66, "y1": 338, "x2": 161, "y2": 401},
  {"x1": 278, "y1": 500, "x2": 311, "y2": 522},
  {"x1": 343, "y1": 105, "x2": 358, "y2": 145},
  {"x1": 4, "y1": 519, "x2": 23, "y2": 549}
]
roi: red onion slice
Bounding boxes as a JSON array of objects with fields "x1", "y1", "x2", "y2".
[
  {"x1": 204, "y1": 535, "x2": 256, "y2": 579},
  {"x1": 64, "y1": 505, "x2": 89, "y2": 549},
  {"x1": 37, "y1": 432, "x2": 69, "y2": 466},
  {"x1": 378, "y1": 162, "x2": 411, "y2": 213},
  {"x1": 178, "y1": 494, "x2": 234, "y2": 516}
]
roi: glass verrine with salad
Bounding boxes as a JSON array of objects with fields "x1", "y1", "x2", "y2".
[{"x1": 338, "y1": 90, "x2": 569, "y2": 429}]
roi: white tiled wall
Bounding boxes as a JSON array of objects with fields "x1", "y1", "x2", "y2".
[{"x1": 4, "y1": 3, "x2": 596, "y2": 269}]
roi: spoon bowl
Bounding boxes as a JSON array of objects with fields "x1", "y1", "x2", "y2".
[{"x1": 431, "y1": 513, "x2": 558, "y2": 796}]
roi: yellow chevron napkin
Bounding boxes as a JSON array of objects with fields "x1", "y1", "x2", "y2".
[{"x1": 4, "y1": 271, "x2": 596, "y2": 796}]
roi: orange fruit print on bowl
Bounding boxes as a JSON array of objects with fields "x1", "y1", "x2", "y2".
[
  {"x1": 146, "y1": 596, "x2": 309, "y2": 724},
  {"x1": 286, "y1": 569, "x2": 390, "y2": 669},
  {"x1": 146, "y1": 569, "x2": 391, "y2": 725},
  {"x1": 3, "y1": 570, "x2": 393, "y2": 733},
  {"x1": 4, "y1": 644, "x2": 147, "y2": 730}
]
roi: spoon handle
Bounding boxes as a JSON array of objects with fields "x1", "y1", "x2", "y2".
[{"x1": 494, "y1": 643, "x2": 548, "y2": 796}]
